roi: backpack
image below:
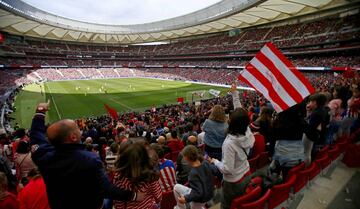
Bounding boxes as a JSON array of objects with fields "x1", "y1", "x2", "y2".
[{"x1": 241, "y1": 171, "x2": 283, "y2": 195}]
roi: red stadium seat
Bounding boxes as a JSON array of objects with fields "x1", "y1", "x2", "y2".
[
  {"x1": 328, "y1": 145, "x2": 341, "y2": 161},
  {"x1": 342, "y1": 144, "x2": 360, "y2": 167},
  {"x1": 335, "y1": 135, "x2": 348, "y2": 143},
  {"x1": 316, "y1": 145, "x2": 329, "y2": 159},
  {"x1": 268, "y1": 175, "x2": 296, "y2": 209},
  {"x1": 336, "y1": 141, "x2": 349, "y2": 154},
  {"x1": 308, "y1": 162, "x2": 321, "y2": 181},
  {"x1": 230, "y1": 186, "x2": 262, "y2": 209},
  {"x1": 315, "y1": 153, "x2": 331, "y2": 175},
  {"x1": 286, "y1": 162, "x2": 305, "y2": 181},
  {"x1": 240, "y1": 189, "x2": 271, "y2": 209},
  {"x1": 293, "y1": 165, "x2": 313, "y2": 193},
  {"x1": 160, "y1": 190, "x2": 177, "y2": 209}
]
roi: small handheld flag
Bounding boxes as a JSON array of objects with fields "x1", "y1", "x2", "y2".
[{"x1": 104, "y1": 103, "x2": 119, "y2": 120}]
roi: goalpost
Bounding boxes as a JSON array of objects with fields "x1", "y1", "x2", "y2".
[{"x1": 186, "y1": 90, "x2": 212, "y2": 103}]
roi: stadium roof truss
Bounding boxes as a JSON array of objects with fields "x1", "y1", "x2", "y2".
[{"x1": 0, "y1": 0, "x2": 358, "y2": 44}]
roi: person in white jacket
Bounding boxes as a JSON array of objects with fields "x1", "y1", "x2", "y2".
[{"x1": 209, "y1": 83, "x2": 255, "y2": 209}]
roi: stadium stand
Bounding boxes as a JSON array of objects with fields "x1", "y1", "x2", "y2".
[{"x1": 0, "y1": 3, "x2": 359, "y2": 209}]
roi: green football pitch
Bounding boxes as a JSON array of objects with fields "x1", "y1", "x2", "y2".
[{"x1": 11, "y1": 78, "x2": 229, "y2": 128}]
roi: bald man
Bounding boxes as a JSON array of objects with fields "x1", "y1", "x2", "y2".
[
  {"x1": 157, "y1": 135, "x2": 166, "y2": 145},
  {"x1": 30, "y1": 101, "x2": 144, "y2": 209},
  {"x1": 187, "y1": 136, "x2": 198, "y2": 146},
  {"x1": 157, "y1": 135, "x2": 171, "y2": 155}
]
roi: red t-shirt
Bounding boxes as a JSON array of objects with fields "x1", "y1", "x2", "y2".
[
  {"x1": 18, "y1": 177, "x2": 50, "y2": 209},
  {"x1": 167, "y1": 139, "x2": 184, "y2": 153}
]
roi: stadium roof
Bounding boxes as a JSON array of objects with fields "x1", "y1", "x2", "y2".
[{"x1": 0, "y1": 0, "x2": 358, "y2": 44}]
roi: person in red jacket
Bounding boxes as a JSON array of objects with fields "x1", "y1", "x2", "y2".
[
  {"x1": 167, "y1": 130, "x2": 184, "y2": 153},
  {"x1": 18, "y1": 168, "x2": 50, "y2": 209}
]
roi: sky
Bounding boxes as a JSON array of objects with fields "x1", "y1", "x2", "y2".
[{"x1": 23, "y1": 0, "x2": 222, "y2": 25}]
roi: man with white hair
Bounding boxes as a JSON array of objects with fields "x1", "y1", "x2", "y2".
[{"x1": 84, "y1": 137, "x2": 93, "y2": 145}]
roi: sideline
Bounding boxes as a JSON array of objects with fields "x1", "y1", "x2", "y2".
[{"x1": 45, "y1": 83, "x2": 62, "y2": 120}]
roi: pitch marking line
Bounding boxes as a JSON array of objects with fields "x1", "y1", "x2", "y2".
[
  {"x1": 46, "y1": 83, "x2": 62, "y2": 120},
  {"x1": 110, "y1": 98, "x2": 134, "y2": 111}
]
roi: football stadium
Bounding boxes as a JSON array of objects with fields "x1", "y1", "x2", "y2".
[{"x1": 0, "y1": 0, "x2": 359, "y2": 209}]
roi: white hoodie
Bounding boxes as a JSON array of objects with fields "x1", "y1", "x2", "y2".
[
  {"x1": 213, "y1": 127, "x2": 255, "y2": 182},
  {"x1": 212, "y1": 90, "x2": 255, "y2": 182}
]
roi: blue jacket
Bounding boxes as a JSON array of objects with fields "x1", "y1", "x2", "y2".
[
  {"x1": 202, "y1": 119, "x2": 228, "y2": 148},
  {"x1": 30, "y1": 114, "x2": 134, "y2": 209}
]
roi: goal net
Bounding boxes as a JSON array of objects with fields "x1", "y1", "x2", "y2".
[{"x1": 186, "y1": 90, "x2": 212, "y2": 103}]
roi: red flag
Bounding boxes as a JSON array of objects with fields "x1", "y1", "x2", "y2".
[
  {"x1": 177, "y1": 97, "x2": 184, "y2": 103},
  {"x1": 104, "y1": 104, "x2": 118, "y2": 120},
  {"x1": 238, "y1": 42, "x2": 315, "y2": 113}
]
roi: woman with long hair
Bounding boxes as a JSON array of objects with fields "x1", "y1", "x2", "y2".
[
  {"x1": 113, "y1": 141, "x2": 162, "y2": 209},
  {"x1": 270, "y1": 101, "x2": 318, "y2": 178},
  {"x1": 327, "y1": 86, "x2": 350, "y2": 143},
  {"x1": 209, "y1": 84, "x2": 255, "y2": 209},
  {"x1": 202, "y1": 105, "x2": 228, "y2": 160},
  {"x1": 250, "y1": 106, "x2": 274, "y2": 152}
]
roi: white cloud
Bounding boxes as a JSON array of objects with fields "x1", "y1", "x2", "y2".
[{"x1": 22, "y1": 0, "x2": 221, "y2": 24}]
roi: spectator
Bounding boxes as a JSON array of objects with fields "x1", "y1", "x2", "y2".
[
  {"x1": 0, "y1": 154, "x2": 16, "y2": 194},
  {"x1": 29, "y1": 101, "x2": 143, "y2": 209},
  {"x1": 105, "y1": 142, "x2": 119, "y2": 171},
  {"x1": 14, "y1": 141, "x2": 37, "y2": 183},
  {"x1": 203, "y1": 105, "x2": 228, "y2": 160},
  {"x1": 113, "y1": 141, "x2": 162, "y2": 209},
  {"x1": 0, "y1": 172, "x2": 19, "y2": 209},
  {"x1": 181, "y1": 122, "x2": 197, "y2": 144},
  {"x1": 174, "y1": 145, "x2": 216, "y2": 209},
  {"x1": 156, "y1": 135, "x2": 171, "y2": 155},
  {"x1": 167, "y1": 130, "x2": 184, "y2": 154},
  {"x1": 345, "y1": 79, "x2": 360, "y2": 135},
  {"x1": 151, "y1": 144, "x2": 176, "y2": 192},
  {"x1": 197, "y1": 124, "x2": 205, "y2": 146},
  {"x1": 250, "y1": 106, "x2": 274, "y2": 152},
  {"x1": 17, "y1": 168, "x2": 50, "y2": 209},
  {"x1": 176, "y1": 135, "x2": 199, "y2": 185},
  {"x1": 84, "y1": 136, "x2": 93, "y2": 145},
  {"x1": 306, "y1": 93, "x2": 330, "y2": 156},
  {"x1": 327, "y1": 86, "x2": 350, "y2": 143},
  {"x1": 270, "y1": 102, "x2": 318, "y2": 179},
  {"x1": 209, "y1": 85, "x2": 255, "y2": 209}
]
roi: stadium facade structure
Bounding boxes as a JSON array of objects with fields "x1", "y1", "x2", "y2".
[
  {"x1": 0, "y1": 0, "x2": 358, "y2": 70},
  {"x1": 0, "y1": 0, "x2": 359, "y2": 44}
]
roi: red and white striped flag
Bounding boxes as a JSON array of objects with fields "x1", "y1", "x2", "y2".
[{"x1": 238, "y1": 42, "x2": 315, "y2": 112}]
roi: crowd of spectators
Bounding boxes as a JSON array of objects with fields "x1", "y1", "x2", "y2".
[
  {"x1": 0, "y1": 63, "x2": 359, "y2": 209},
  {"x1": 1, "y1": 54, "x2": 359, "y2": 68},
  {"x1": 0, "y1": 71, "x2": 359, "y2": 209},
  {"x1": 0, "y1": 13, "x2": 359, "y2": 209}
]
